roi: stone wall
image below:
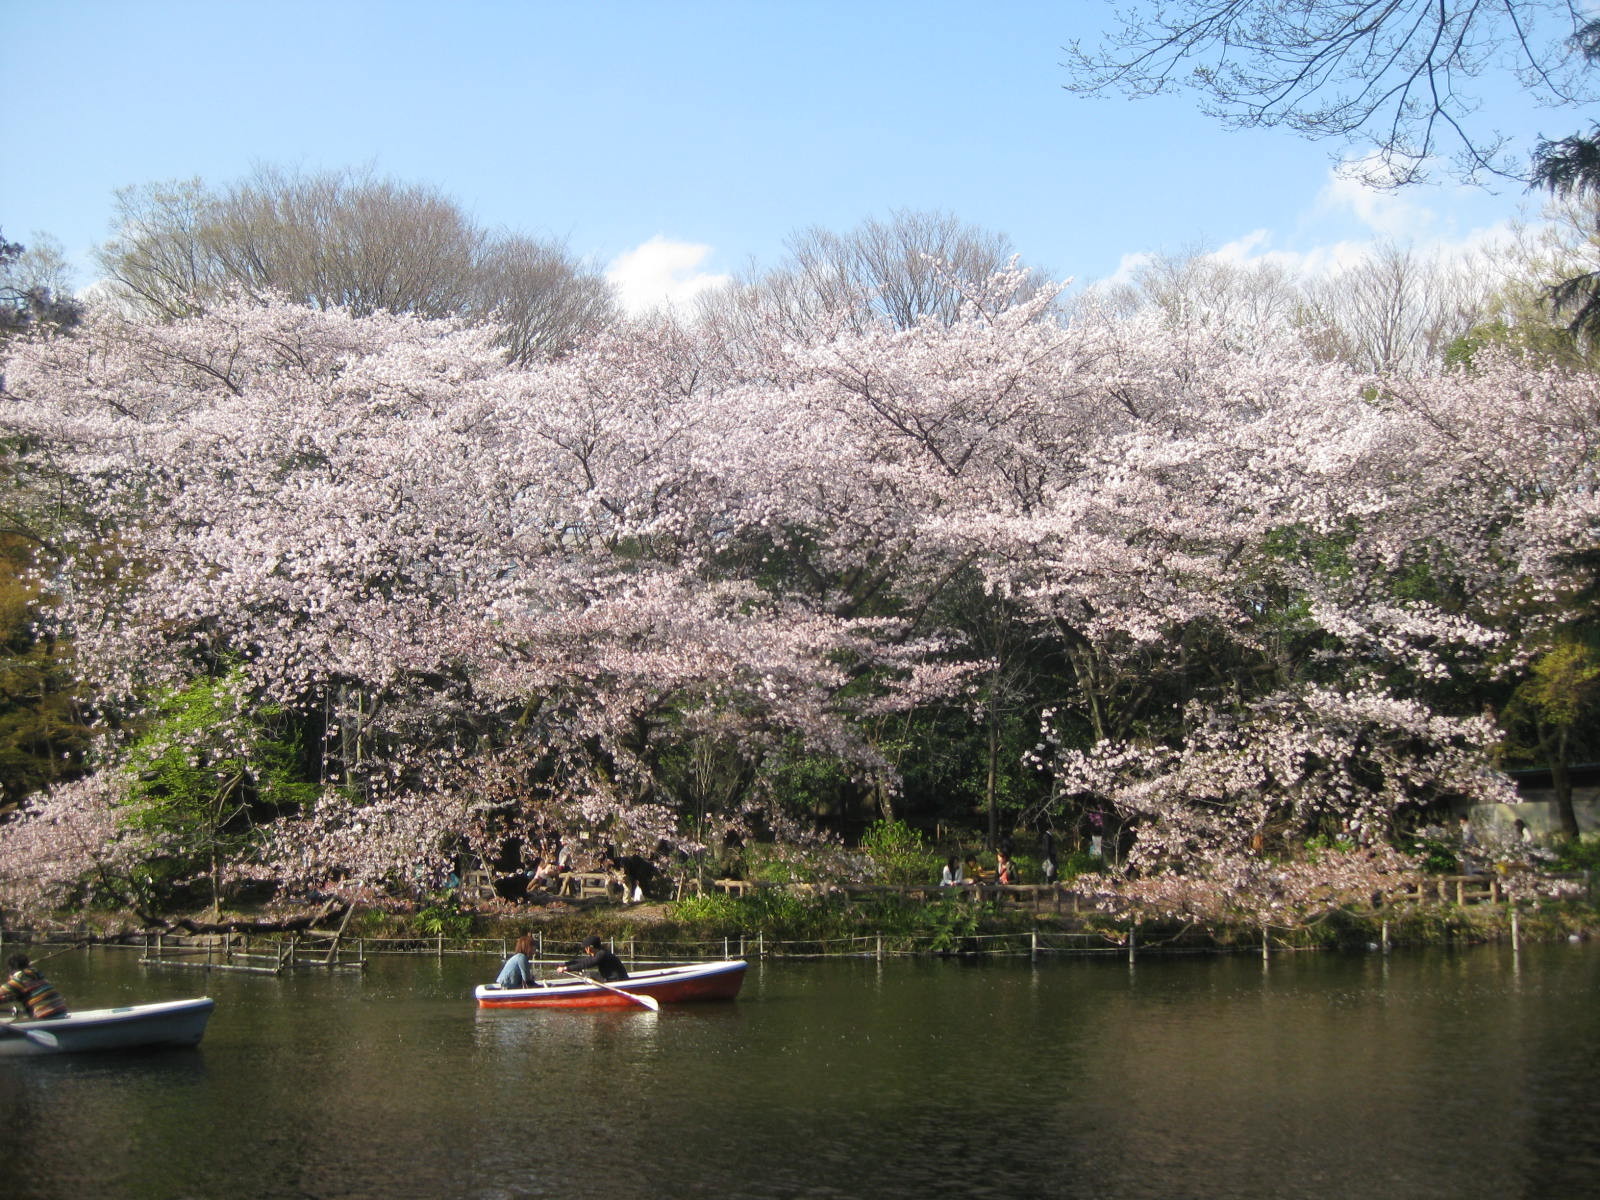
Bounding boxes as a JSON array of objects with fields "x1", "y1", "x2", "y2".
[{"x1": 1470, "y1": 789, "x2": 1600, "y2": 838}]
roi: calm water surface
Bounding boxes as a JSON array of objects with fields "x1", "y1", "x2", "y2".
[{"x1": 1, "y1": 941, "x2": 1596, "y2": 1200}]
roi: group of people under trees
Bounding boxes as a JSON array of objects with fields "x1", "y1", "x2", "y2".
[
  {"x1": 493, "y1": 933, "x2": 628, "y2": 990},
  {"x1": 465, "y1": 837, "x2": 660, "y2": 906},
  {"x1": 941, "y1": 850, "x2": 1022, "y2": 888},
  {"x1": 937, "y1": 824, "x2": 1108, "y2": 889}
]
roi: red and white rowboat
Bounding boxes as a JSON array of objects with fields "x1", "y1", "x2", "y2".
[{"x1": 475, "y1": 959, "x2": 747, "y2": 1010}]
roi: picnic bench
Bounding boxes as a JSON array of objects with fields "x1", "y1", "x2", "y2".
[{"x1": 559, "y1": 871, "x2": 621, "y2": 901}]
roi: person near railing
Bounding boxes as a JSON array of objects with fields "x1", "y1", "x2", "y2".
[{"x1": 996, "y1": 848, "x2": 1019, "y2": 885}]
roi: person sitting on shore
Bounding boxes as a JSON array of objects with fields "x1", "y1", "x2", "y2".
[
  {"x1": 2, "y1": 953, "x2": 68, "y2": 1020},
  {"x1": 562, "y1": 934, "x2": 628, "y2": 982},
  {"x1": 995, "y1": 848, "x2": 1019, "y2": 885},
  {"x1": 494, "y1": 934, "x2": 540, "y2": 989},
  {"x1": 940, "y1": 856, "x2": 967, "y2": 886}
]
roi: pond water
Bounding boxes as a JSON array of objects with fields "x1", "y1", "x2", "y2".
[{"x1": 2, "y1": 940, "x2": 1596, "y2": 1199}]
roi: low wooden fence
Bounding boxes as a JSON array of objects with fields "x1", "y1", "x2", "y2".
[{"x1": 2, "y1": 871, "x2": 1588, "y2": 969}]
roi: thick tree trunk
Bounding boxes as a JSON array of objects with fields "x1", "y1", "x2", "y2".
[{"x1": 1550, "y1": 743, "x2": 1581, "y2": 839}]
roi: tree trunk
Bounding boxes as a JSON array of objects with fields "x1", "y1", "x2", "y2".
[
  {"x1": 1551, "y1": 727, "x2": 1581, "y2": 838},
  {"x1": 986, "y1": 711, "x2": 999, "y2": 851}
]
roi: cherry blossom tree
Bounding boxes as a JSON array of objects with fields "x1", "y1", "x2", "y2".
[
  {"x1": 0, "y1": 265, "x2": 1586, "y2": 921},
  {"x1": 0, "y1": 298, "x2": 949, "y2": 914}
]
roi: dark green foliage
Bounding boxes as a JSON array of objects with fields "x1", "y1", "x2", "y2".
[
  {"x1": 861, "y1": 818, "x2": 937, "y2": 885},
  {"x1": 1530, "y1": 21, "x2": 1600, "y2": 345},
  {"x1": 1400, "y1": 832, "x2": 1461, "y2": 875},
  {"x1": 1551, "y1": 836, "x2": 1600, "y2": 874},
  {"x1": 0, "y1": 535, "x2": 92, "y2": 809},
  {"x1": 119, "y1": 671, "x2": 317, "y2": 911},
  {"x1": 415, "y1": 895, "x2": 476, "y2": 938}
]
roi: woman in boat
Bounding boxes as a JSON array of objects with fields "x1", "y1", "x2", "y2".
[
  {"x1": 495, "y1": 934, "x2": 540, "y2": 989},
  {"x1": 1, "y1": 953, "x2": 68, "y2": 1020},
  {"x1": 562, "y1": 935, "x2": 628, "y2": 982}
]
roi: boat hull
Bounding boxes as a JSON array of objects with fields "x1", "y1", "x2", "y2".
[
  {"x1": 0, "y1": 997, "x2": 214, "y2": 1057},
  {"x1": 476, "y1": 959, "x2": 747, "y2": 1009}
]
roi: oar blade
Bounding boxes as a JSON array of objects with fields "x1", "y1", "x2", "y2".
[
  {"x1": 3, "y1": 1022, "x2": 59, "y2": 1048},
  {"x1": 561, "y1": 967, "x2": 660, "y2": 1012}
]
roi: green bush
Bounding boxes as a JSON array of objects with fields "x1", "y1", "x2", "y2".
[
  {"x1": 1552, "y1": 836, "x2": 1600, "y2": 873},
  {"x1": 415, "y1": 896, "x2": 474, "y2": 938},
  {"x1": 861, "y1": 818, "x2": 938, "y2": 886},
  {"x1": 1060, "y1": 849, "x2": 1104, "y2": 880},
  {"x1": 667, "y1": 887, "x2": 857, "y2": 941},
  {"x1": 1402, "y1": 835, "x2": 1459, "y2": 874},
  {"x1": 921, "y1": 896, "x2": 982, "y2": 952},
  {"x1": 666, "y1": 891, "x2": 746, "y2": 928},
  {"x1": 1304, "y1": 833, "x2": 1357, "y2": 862}
]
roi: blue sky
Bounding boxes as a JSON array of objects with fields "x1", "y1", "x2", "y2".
[{"x1": 3, "y1": 0, "x2": 1567, "y2": 312}]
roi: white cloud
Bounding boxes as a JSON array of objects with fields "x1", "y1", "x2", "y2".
[
  {"x1": 1312, "y1": 168, "x2": 1443, "y2": 241},
  {"x1": 1096, "y1": 250, "x2": 1155, "y2": 290},
  {"x1": 605, "y1": 237, "x2": 731, "y2": 316},
  {"x1": 1086, "y1": 158, "x2": 1541, "y2": 298},
  {"x1": 1203, "y1": 165, "x2": 1533, "y2": 284},
  {"x1": 1209, "y1": 229, "x2": 1374, "y2": 278}
]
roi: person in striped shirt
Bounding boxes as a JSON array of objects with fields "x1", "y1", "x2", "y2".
[{"x1": 2, "y1": 953, "x2": 68, "y2": 1020}]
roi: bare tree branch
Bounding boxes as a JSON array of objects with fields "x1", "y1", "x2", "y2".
[{"x1": 1064, "y1": 1, "x2": 1594, "y2": 186}]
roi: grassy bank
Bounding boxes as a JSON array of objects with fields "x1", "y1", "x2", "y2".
[
  {"x1": 331, "y1": 889, "x2": 1600, "y2": 960},
  {"x1": 9, "y1": 883, "x2": 1596, "y2": 964}
]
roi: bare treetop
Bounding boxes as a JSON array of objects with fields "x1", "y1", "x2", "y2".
[{"x1": 1065, "y1": 1, "x2": 1597, "y2": 187}]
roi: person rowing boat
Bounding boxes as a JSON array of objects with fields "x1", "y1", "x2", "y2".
[
  {"x1": 2, "y1": 954, "x2": 69, "y2": 1021},
  {"x1": 561, "y1": 934, "x2": 628, "y2": 982}
]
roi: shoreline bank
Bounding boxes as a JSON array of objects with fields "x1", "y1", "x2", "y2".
[{"x1": 5, "y1": 894, "x2": 1595, "y2": 966}]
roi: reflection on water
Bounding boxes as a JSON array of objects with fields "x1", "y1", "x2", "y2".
[{"x1": 1, "y1": 943, "x2": 1596, "y2": 1199}]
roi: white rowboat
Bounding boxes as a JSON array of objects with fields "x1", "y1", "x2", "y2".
[{"x1": 0, "y1": 997, "x2": 215, "y2": 1057}]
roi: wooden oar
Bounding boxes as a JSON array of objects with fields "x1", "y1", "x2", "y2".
[
  {"x1": 1, "y1": 1021, "x2": 60, "y2": 1049},
  {"x1": 560, "y1": 967, "x2": 660, "y2": 1012},
  {"x1": 19, "y1": 942, "x2": 85, "y2": 967}
]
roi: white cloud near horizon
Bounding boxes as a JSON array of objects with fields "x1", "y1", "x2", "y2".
[
  {"x1": 1217, "y1": 167, "x2": 1532, "y2": 279},
  {"x1": 1091, "y1": 164, "x2": 1539, "y2": 296},
  {"x1": 605, "y1": 237, "x2": 731, "y2": 316}
]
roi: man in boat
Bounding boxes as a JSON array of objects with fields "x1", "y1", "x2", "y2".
[
  {"x1": 562, "y1": 935, "x2": 629, "y2": 982},
  {"x1": 1, "y1": 953, "x2": 68, "y2": 1020}
]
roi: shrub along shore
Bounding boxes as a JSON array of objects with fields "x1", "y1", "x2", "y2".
[{"x1": 7, "y1": 883, "x2": 1596, "y2": 966}]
